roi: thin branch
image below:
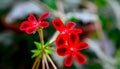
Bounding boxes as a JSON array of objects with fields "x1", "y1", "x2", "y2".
[
  {"x1": 46, "y1": 54, "x2": 57, "y2": 69},
  {"x1": 32, "y1": 55, "x2": 41, "y2": 69},
  {"x1": 32, "y1": 57, "x2": 38, "y2": 69},
  {"x1": 36, "y1": 58, "x2": 40, "y2": 69},
  {"x1": 45, "y1": 40, "x2": 55, "y2": 48},
  {"x1": 44, "y1": 54, "x2": 49, "y2": 69},
  {"x1": 47, "y1": 47, "x2": 55, "y2": 51},
  {"x1": 42, "y1": 53, "x2": 45, "y2": 69},
  {"x1": 49, "y1": 32, "x2": 59, "y2": 44}
]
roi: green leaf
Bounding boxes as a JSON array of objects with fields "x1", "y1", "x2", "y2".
[
  {"x1": 90, "y1": 0, "x2": 107, "y2": 8},
  {"x1": 34, "y1": 41, "x2": 41, "y2": 49},
  {"x1": 45, "y1": 49, "x2": 53, "y2": 54},
  {"x1": 45, "y1": 41, "x2": 50, "y2": 47},
  {"x1": 31, "y1": 49, "x2": 42, "y2": 58},
  {"x1": 43, "y1": 0, "x2": 57, "y2": 10}
]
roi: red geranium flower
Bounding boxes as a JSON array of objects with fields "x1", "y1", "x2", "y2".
[
  {"x1": 20, "y1": 12, "x2": 49, "y2": 34},
  {"x1": 56, "y1": 33, "x2": 88, "y2": 67},
  {"x1": 52, "y1": 18, "x2": 82, "y2": 47}
]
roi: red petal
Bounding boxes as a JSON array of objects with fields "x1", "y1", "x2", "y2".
[
  {"x1": 66, "y1": 22, "x2": 76, "y2": 29},
  {"x1": 75, "y1": 52, "x2": 86, "y2": 64},
  {"x1": 39, "y1": 21, "x2": 49, "y2": 28},
  {"x1": 68, "y1": 32, "x2": 79, "y2": 45},
  {"x1": 72, "y1": 28, "x2": 82, "y2": 33},
  {"x1": 56, "y1": 46, "x2": 68, "y2": 56},
  {"x1": 64, "y1": 54, "x2": 74, "y2": 67},
  {"x1": 38, "y1": 12, "x2": 49, "y2": 21},
  {"x1": 25, "y1": 27, "x2": 37, "y2": 34},
  {"x1": 56, "y1": 34, "x2": 67, "y2": 47},
  {"x1": 28, "y1": 14, "x2": 37, "y2": 23},
  {"x1": 52, "y1": 18, "x2": 65, "y2": 31},
  {"x1": 20, "y1": 21, "x2": 32, "y2": 31},
  {"x1": 77, "y1": 42, "x2": 88, "y2": 50}
]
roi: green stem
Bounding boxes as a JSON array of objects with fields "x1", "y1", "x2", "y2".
[{"x1": 38, "y1": 29, "x2": 44, "y2": 48}]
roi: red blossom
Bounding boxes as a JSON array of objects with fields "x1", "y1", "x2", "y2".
[
  {"x1": 20, "y1": 12, "x2": 50, "y2": 34},
  {"x1": 56, "y1": 33, "x2": 88, "y2": 67},
  {"x1": 52, "y1": 18, "x2": 82, "y2": 47}
]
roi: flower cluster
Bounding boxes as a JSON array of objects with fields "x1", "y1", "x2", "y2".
[
  {"x1": 52, "y1": 18, "x2": 82, "y2": 47},
  {"x1": 19, "y1": 12, "x2": 88, "y2": 68},
  {"x1": 52, "y1": 18, "x2": 88, "y2": 67},
  {"x1": 20, "y1": 12, "x2": 49, "y2": 34}
]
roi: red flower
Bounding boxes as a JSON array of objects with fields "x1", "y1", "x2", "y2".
[
  {"x1": 20, "y1": 12, "x2": 49, "y2": 34},
  {"x1": 56, "y1": 33, "x2": 88, "y2": 67},
  {"x1": 52, "y1": 18, "x2": 82, "y2": 47}
]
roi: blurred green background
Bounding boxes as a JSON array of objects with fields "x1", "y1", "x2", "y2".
[{"x1": 0, "y1": 0, "x2": 120, "y2": 69}]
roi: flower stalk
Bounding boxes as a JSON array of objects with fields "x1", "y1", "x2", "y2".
[
  {"x1": 32, "y1": 54, "x2": 41, "y2": 69},
  {"x1": 46, "y1": 54, "x2": 57, "y2": 69},
  {"x1": 31, "y1": 27, "x2": 57, "y2": 69},
  {"x1": 44, "y1": 54, "x2": 49, "y2": 69},
  {"x1": 38, "y1": 29, "x2": 44, "y2": 47},
  {"x1": 42, "y1": 53, "x2": 45, "y2": 69}
]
